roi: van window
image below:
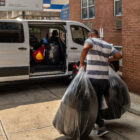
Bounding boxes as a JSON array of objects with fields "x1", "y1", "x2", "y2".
[
  {"x1": 0, "y1": 22, "x2": 24, "y2": 43},
  {"x1": 83, "y1": 27, "x2": 89, "y2": 40},
  {"x1": 71, "y1": 25, "x2": 89, "y2": 45}
]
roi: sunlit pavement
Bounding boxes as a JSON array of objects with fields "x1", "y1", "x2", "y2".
[{"x1": 0, "y1": 79, "x2": 139, "y2": 140}]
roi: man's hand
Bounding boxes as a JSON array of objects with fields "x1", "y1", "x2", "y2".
[
  {"x1": 79, "y1": 63, "x2": 84, "y2": 69},
  {"x1": 79, "y1": 63, "x2": 86, "y2": 71}
]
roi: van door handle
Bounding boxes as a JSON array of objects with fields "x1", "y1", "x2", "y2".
[
  {"x1": 18, "y1": 47, "x2": 27, "y2": 51},
  {"x1": 71, "y1": 47, "x2": 78, "y2": 50}
]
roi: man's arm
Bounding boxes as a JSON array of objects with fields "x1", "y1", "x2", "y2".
[
  {"x1": 109, "y1": 52, "x2": 122, "y2": 62},
  {"x1": 79, "y1": 43, "x2": 92, "y2": 68}
]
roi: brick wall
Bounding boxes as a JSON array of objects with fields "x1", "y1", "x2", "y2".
[
  {"x1": 69, "y1": 0, "x2": 140, "y2": 93},
  {"x1": 69, "y1": 0, "x2": 122, "y2": 46},
  {"x1": 69, "y1": 0, "x2": 81, "y2": 22},
  {"x1": 122, "y1": 0, "x2": 140, "y2": 94}
]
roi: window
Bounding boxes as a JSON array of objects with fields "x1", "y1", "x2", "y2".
[
  {"x1": 81, "y1": 0, "x2": 95, "y2": 19},
  {"x1": 114, "y1": 0, "x2": 122, "y2": 16},
  {"x1": 83, "y1": 28, "x2": 89, "y2": 40},
  {"x1": 71, "y1": 25, "x2": 89, "y2": 45},
  {"x1": 0, "y1": 22, "x2": 24, "y2": 43}
]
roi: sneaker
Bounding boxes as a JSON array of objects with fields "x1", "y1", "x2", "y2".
[{"x1": 96, "y1": 127, "x2": 109, "y2": 137}]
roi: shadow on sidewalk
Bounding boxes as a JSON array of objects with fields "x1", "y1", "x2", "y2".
[
  {"x1": 106, "y1": 121, "x2": 137, "y2": 132},
  {"x1": 0, "y1": 78, "x2": 70, "y2": 111},
  {"x1": 55, "y1": 136, "x2": 95, "y2": 140}
]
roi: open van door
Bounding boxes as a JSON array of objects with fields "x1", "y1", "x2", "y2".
[
  {"x1": 67, "y1": 22, "x2": 90, "y2": 63},
  {"x1": 0, "y1": 21, "x2": 29, "y2": 82}
]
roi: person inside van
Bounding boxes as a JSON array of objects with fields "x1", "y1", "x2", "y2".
[{"x1": 49, "y1": 30, "x2": 59, "y2": 43}]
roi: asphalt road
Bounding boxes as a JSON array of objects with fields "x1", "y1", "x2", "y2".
[{"x1": 0, "y1": 78, "x2": 139, "y2": 140}]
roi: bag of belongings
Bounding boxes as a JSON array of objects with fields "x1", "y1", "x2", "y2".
[
  {"x1": 47, "y1": 42, "x2": 60, "y2": 64},
  {"x1": 53, "y1": 67, "x2": 98, "y2": 140},
  {"x1": 32, "y1": 46, "x2": 45, "y2": 63},
  {"x1": 101, "y1": 66, "x2": 131, "y2": 120}
]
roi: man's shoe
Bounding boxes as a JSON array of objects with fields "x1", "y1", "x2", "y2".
[{"x1": 96, "y1": 127, "x2": 109, "y2": 137}]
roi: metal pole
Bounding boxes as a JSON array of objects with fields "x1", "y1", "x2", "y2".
[{"x1": 22, "y1": 11, "x2": 25, "y2": 19}]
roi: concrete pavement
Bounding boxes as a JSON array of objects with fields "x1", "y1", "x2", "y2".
[{"x1": 0, "y1": 79, "x2": 139, "y2": 140}]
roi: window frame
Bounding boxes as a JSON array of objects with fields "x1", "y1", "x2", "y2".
[
  {"x1": 114, "y1": 0, "x2": 122, "y2": 16},
  {"x1": 81, "y1": 0, "x2": 95, "y2": 20}
]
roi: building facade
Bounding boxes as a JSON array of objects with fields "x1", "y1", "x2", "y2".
[
  {"x1": 122, "y1": 0, "x2": 140, "y2": 93},
  {"x1": 69, "y1": 0, "x2": 140, "y2": 94},
  {"x1": 69, "y1": 0, "x2": 122, "y2": 46},
  {"x1": 0, "y1": 0, "x2": 69, "y2": 20}
]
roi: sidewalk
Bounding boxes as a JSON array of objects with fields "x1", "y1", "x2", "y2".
[
  {"x1": 0, "y1": 81, "x2": 139, "y2": 140},
  {"x1": 129, "y1": 92, "x2": 140, "y2": 115}
]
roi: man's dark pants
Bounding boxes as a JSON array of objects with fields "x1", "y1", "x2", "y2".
[{"x1": 90, "y1": 79, "x2": 110, "y2": 128}]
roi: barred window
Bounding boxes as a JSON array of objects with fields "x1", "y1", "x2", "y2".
[
  {"x1": 81, "y1": 0, "x2": 95, "y2": 19},
  {"x1": 114, "y1": 0, "x2": 122, "y2": 16}
]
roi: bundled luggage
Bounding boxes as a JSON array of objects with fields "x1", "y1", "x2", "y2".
[
  {"x1": 44, "y1": 42, "x2": 60, "y2": 64},
  {"x1": 32, "y1": 46, "x2": 45, "y2": 63},
  {"x1": 53, "y1": 66, "x2": 130, "y2": 139},
  {"x1": 102, "y1": 67, "x2": 131, "y2": 120},
  {"x1": 53, "y1": 68, "x2": 98, "y2": 140}
]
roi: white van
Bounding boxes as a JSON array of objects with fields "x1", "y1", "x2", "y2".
[{"x1": 0, "y1": 19, "x2": 90, "y2": 83}]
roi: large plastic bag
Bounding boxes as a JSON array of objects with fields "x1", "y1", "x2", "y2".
[
  {"x1": 102, "y1": 67, "x2": 131, "y2": 120},
  {"x1": 48, "y1": 43, "x2": 60, "y2": 64},
  {"x1": 53, "y1": 67, "x2": 98, "y2": 140}
]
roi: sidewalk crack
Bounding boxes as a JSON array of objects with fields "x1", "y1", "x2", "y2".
[
  {"x1": 0, "y1": 120, "x2": 9, "y2": 140},
  {"x1": 9, "y1": 124, "x2": 53, "y2": 135}
]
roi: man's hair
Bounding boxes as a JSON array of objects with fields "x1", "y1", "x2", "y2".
[{"x1": 88, "y1": 29, "x2": 99, "y2": 37}]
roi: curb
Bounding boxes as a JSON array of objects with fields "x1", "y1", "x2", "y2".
[
  {"x1": 128, "y1": 103, "x2": 140, "y2": 116},
  {"x1": 128, "y1": 108, "x2": 140, "y2": 116}
]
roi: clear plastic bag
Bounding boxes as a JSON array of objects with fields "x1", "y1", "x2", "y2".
[
  {"x1": 53, "y1": 67, "x2": 98, "y2": 140},
  {"x1": 102, "y1": 67, "x2": 131, "y2": 120}
]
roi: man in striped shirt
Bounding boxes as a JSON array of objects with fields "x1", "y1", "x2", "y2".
[{"x1": 79, "y1": 30, "x2": 122, "y2": 136}]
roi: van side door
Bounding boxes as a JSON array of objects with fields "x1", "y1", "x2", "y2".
[
  {"x1": 67, "y1": 23, "x2": 90, "y2": 63},
  {"x1": 0, "y1": 21, "x2": 29, "y2": 82}
]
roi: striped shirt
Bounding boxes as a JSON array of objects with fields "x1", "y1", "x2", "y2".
[{"x1": 85, "y1": 38, "x2": 118, "y2": 80}]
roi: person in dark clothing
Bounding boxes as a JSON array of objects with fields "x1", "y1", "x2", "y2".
[{"x1": 79, "y1": 30, "x2": 122, "y2": 137}]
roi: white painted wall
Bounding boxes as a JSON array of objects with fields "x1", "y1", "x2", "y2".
[{"x1": 0, "y1": 0, "x2": 43, "y2": 11}]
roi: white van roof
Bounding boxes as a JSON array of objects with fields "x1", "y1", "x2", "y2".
[
  {"x1": 0, "y1": 19, "x2": 79, "y2": 24},
  {"x1": 0, "y1": 19, "x2": 90, "y2": 30}
]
